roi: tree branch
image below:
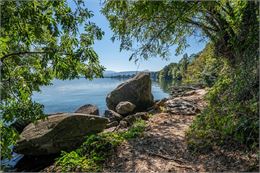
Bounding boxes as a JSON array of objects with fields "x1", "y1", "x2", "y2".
[
  {"x1": 0, "y1": 51, "x2": 51, "y2": 61},
  {"x1": 138, "y1": 3, "x2": 198, "y2": 56},
  {"x1": 0, "y1": 51, "x2": 72, "y2": 62},
  {"x1": 185, "y1": 18, "x2": 217, "y2": 32}
]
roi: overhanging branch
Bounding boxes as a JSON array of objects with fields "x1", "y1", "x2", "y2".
[
  {"x1": 139, "y1": 3, "x2": 198, "y2": 55},
  {"x1": 0, "y1": 51, "x2": 72, "y2": 62},
  {"x1": 0, "y1": 51, "x2": 51, "y2": 61}
]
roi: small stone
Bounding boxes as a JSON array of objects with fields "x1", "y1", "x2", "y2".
[
  {"x1": 119, "y1": 120, "x2": 128, "y2": 128},
  {"x1": 116, "y1": 101, "x2": 136, "y2": 115}
]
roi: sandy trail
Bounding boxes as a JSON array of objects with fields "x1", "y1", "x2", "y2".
[{"x1": 103, "y1": 89, "x2": 257, "y2": 172}]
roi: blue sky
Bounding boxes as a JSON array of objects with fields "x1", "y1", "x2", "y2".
[{"x1": 74, "y1": 0, "x2": 206, "y2": 72}]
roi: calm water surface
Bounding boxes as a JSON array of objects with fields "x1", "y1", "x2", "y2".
[{"x1": 32, "y1": 78, "x2": 169, "y2": 115}]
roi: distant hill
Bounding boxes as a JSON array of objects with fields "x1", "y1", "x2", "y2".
[
  {"x1": 103, "y1": 70, "x2": 158, "y2": 79},
  {"x1": 103, "y1": 70, "x2": 117, "y2": 76},
  {"x1": 103, "y1": 71, "x2": 138, "y2": 77}
]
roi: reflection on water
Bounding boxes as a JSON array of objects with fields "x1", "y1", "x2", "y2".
[{"x1": 157, "y1": 78, "x2": 182, "y2": 93}]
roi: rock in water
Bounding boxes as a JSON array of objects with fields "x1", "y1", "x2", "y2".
[
  {"x1": 106, "y1": 72, "x2": 154, "y2": 111},
  {"x1": 14, "y1": 113, "x2": 108, "y2": 155},
  {"x1": 116, "y1": 101, "x2": 136, "y2": 115},
  {"x1": 75, "y1": 104, "x2": 99, "y2": 115}
]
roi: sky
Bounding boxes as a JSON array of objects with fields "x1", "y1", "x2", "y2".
[{"x1": 72, "y1": 0, "x2": 206, "y2": 72}]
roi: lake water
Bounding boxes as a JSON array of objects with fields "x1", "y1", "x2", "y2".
[
  {"x1": 2, "y1": 77, "x2": 170, "y2": 169},
  {"x1": 32, "y1": 78, "x2": 170, "y2": 115}
]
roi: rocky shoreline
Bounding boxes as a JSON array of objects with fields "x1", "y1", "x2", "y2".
[{"x1": 4, "y1": 72, "x2": 206, "y2": 172}]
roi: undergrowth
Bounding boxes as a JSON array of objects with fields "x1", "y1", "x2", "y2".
[
  {"x1": 55, "y1": 119, "x2": 147, "y2": 172},
  {"x1": 187, "y1": 65, "x2": 259, "y2": 152}
]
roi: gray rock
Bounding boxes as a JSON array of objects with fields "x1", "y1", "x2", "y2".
[
  {"x1": 119, "y1": 120, "x2": 128, "y2": 128},
  {"x1": 104, "y1": 110, "x2": 123, "y2": 122},
  {"x1": 165, "y1": 98, "x2": 199, "y2": 115},
  {"x1": 14, "y1": 113, "x2": 108, "y2": 155},
  {"x1": 123, "y1": 112, "x2": 149, "y2": 125},
  {"x1": 106, "y1": 72, "x2": 154, "y2": 111},
  {"x1": 75, "y1": 104, "x2": 99, "y2": 115},
  {"x1": 150, "y1": 98, "x2": 168, "y2": 111},
  {"x1": 106, "y1": 121, "x2": 119, "y2": 128},
  {"x1": 11, "y1": 113, "x2": 64, "y2": 133},
  {"x1": 170, "y1": 85, "x2": 204, "y2": 98},
  {"x1": 116, "y1": 101, "x2": 136, "y2": 115}
]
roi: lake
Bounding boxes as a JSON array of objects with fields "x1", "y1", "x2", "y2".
[
  {"x1": 2, "y1": 77, "x2": 170, "y2": 169},
  {"x1": 32, "y1": 78, "x2": 170, "y2": 115}
]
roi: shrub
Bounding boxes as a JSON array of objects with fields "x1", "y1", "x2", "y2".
[
  {"x1": 55, "y1": 151, "x2": 99, "y2": 172},
  {"x1": 187, "y1": 65, "x2": 259, "y2": 151}
]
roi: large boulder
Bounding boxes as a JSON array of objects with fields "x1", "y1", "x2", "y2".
[
  {"x1": 75, "y1": 104, "x2": 99, "y2": 115},
  {"x1": 10, "y1": 113, "x2": 62, "y2": 134},
  {"x1": 14, "y1": 113, "x2": 108, "y2": 155},
  {"x1": 116, "y1": 101, "x2": 136, "y2": 115},
  {"x1": 11, "y1": 119, "x2": 31, "y2": 134},
  {"x1": 106, "y1": 72, "x2": 154, "y2": 111}
]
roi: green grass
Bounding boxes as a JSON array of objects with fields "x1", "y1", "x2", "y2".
[
  {"x1": 55, "y1": 119, "x2": 147, "y2": 172},
  {"x1": 55, "y1": 151, "x2": 99, "y2": 172}
]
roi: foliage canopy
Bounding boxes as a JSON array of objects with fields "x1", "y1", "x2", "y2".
[
  {"x1": 103, "y1": 0, "x2": 258, "y2": 64},
  {"x1": 0, "y1": 0, "x2": 104, "y2": 158}
]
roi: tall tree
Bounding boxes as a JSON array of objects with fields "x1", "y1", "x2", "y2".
[
  {"x1": 102, "y1": 0, "x2": 259, "y2": 64},
  {"x1": 0, "y1": 0, "x2": 104, "y2": 158},
  {"x1": 103, "y1": 0, "x2": 259, "y2": 147}
]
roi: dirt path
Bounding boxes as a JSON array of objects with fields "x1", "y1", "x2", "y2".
[{"x1": 103, "y1": 89, "x2": 257, "y2": 172}]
